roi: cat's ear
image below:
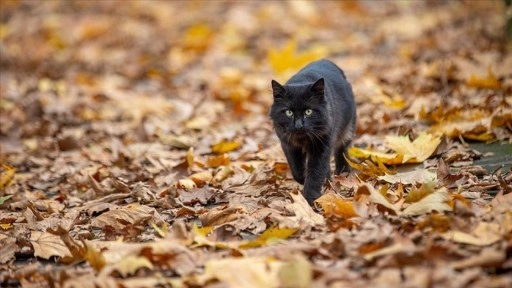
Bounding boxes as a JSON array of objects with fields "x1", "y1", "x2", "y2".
[
  {"x1": 311, "y1": 78, "x2": 324, "y2": 95},
  {"x1": 271, "y1": 80, "x2": 286, "y2": 98}
]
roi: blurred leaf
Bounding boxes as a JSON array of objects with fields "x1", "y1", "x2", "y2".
[
  {"x1": 268, "y1": 40, "x2": 327, "y2": 75},
  {"x1": 355, "y1": 183, "x2": 398, "y2": 214},
  {"x1": 315, "y1": 193, "x2": 358, "y2": 218},
  {"x1": 0, "y1": 164, "x2": 15, "y2": 190},
  {"x1": 402, "y1": 187, "x2": 452, "y2": 216},
  {"x1": 384, "y1": 132, "x2": 441, "y2": 163},
  {"x1": 114, "y1": 255, "x2": 154, "y2": 277},
  {"x1": 212, "y1": 140, "x2": 241, "y2": 154},
  {"x1": 379, "y1": 169, "x2": 437, "y2": 185},
  {"x1": 466, "y1": 68, "x2": 501, "y2": 89},
  {"x1": 0, "y1": 195, "x2": 13, "y2": 205},
  {"x1": 405, "y1": 181, "x2": 437, "y2": 203},
  {"x1": 240, "y1": 227, "x2": 298, "y2": 248},
  {"x1": 30, "y1": 231, "x2": 72, "y2": 259}
]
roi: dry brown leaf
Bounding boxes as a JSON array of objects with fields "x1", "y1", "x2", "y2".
[
  {"x1": 287, "y1": 188, "x2": 325, "y2": 226},
  {"x1": 401, "y1": 187, "x2": 451, "y2": 216},
  {"x1": 315, "y1": 193, "x2": 358, "y2": 218},
  {"x1": 90, "y1": 204, "x2": 161, "y2": 230},
  {"x1": 355, "y1": 183, "x2": 398, "y2": 214},
  {"x1": 379, "y1": 169, "x2": 437, "y2": 185},
  {"x1": 441, "y1": 222, "x2": 502, "y2": 246},
  {"x1": 30, "y1": 231, "x2": 73, "y2": 259},
  {"x1": 195, "y1": 257, "x2": 285, "y2": 288},
  {"x1": 113, "y1": 255, "x2": 154, "y2": 277}
]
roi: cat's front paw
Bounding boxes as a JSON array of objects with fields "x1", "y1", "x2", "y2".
[
  {"x1": 303, "y1": 188, "x2": 322, "y2": 206},
  {"x1": 293, "y1": 175, "x2": 305, "y2": 185}
]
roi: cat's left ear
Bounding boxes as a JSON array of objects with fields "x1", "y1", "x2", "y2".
[
  {"x1": 271, "y1": 80, "x2": 286, "y2": 99},
  {"x1": 311, "y1": 78, "x2": 324, "y2": 95}
]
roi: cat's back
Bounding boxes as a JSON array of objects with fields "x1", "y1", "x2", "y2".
[{"x1": 286, "y1": 59, "x2": 346, "y2": 85}]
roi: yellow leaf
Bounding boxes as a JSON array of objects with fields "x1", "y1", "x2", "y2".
[
  {"x1": 405, "y1": 181, "x2": 437, "y2": 203},
  {"x1": 355, "y1": 183, "x2": 398, "y2": 214},
  {"x1": 268, "y1": 40, "x2": 327, "y2": 75},
  {"x1": 211, "y1": 140, "x2": 241, "y2": 154},
  {"x1": 191, "y1": 225, "x2": 235, "y2": 250},
  {"x1": 379, "y1": 169, "x2": 437, "y2": 185},
  {"x1": 401, "y1": 187, "x2": 452, "y2": 216},
  {"x1": 84, "y1": 241, "x2": 106, "y2": 272},
  {"x1": 183, "y1": 23, "x2": 213, "y2": 51},
  {"x1": 240, "y1": 227, "x2": 298, "y2": 249},
  {"x1": 114, "y1": 255, "x2": 154, "y2": 277},
  {"x1": 315, "y1": 193, "x2": 358, "y2": 218},
  {"x1": 0, "y1": 223, "x2": 13, "y2": 230},
  {"x1": 466, "y1": 67, "x2": 501, "y2": 89},
  {"x1": 384, "y1": 132, "x2": 441, "y2": 163},
  {"x1": 212, "y1": 165, "x2": 234, "y2": 184},
  {"x1": 348, "y1": 146, "x2": 403, "y2": 165},
  {"x1": 195, "y1": 257, "x2": 284, "y2": 288},
  {"x1": 186, "y1": 147, "x2": 194, "y2": 169},
  {"x1": 441, "y1": 222, "x2": 502, "y2": 246},
  {"x1": 0, "y1": 164, "x2": 15, "y2": 190},
  {"x1": 278, "y1": 255, "x2": 312, "y2": 288},
  {"x1": 206, "y1": 154, "x2": 230, "y2": 168},
  {"x1": 189, "y1": 171, "x2": 212, "y2": 187},
  {"x1": 177, "y1": 178, "x2": 197, "y2": 190}
]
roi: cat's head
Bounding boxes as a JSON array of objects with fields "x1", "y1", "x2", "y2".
[{"x1": 269, "y1": 78, "x2": 329, "y2": 138}]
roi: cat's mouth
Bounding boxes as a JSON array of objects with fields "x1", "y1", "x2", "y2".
[{"x1": 290, "y1": 130, "x2": 308, "y2": 137}]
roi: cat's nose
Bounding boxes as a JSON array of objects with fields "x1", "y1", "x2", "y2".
[{"x1": 294, "y1": 119, "x2": 304, "y2": 129}]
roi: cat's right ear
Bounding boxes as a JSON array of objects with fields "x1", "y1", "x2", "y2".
[{"x1": 271, "y1": 80, "x2": 286, "y2": 99}]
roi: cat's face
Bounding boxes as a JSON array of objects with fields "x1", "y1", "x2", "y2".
[{"x1": 270, "y1": 79, "x2": 329, "y2": 140}]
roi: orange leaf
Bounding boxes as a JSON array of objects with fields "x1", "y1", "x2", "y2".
[
  {"x1": 315, "y1": 193, "x2": 358, "y2": 219},
  {"x1": 466, "y1": 67, "x2": 501, "y2": 89},
  {"x1": 211, "y1": 140, "x2": 241, "y2": 154}
]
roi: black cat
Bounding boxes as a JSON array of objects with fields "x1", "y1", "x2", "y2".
[{"x1": 270, "y1": 59, "x2": 357, "y2": 205}]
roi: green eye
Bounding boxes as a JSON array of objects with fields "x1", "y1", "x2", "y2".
[
  {"x1": 285, "y1": 110, "x2": 293, "y2": 117},
  {"x1": 305, "y1": 109, "x2": 313, "y2": 116}
]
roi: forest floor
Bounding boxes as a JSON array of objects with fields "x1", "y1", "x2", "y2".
[{"x1": 1, "y1": 1, "x2": 511, "y2": 287}]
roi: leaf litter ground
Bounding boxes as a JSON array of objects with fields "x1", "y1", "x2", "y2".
[{"x1": 1, "y1": 1, "x2": 511, "y2": 287}]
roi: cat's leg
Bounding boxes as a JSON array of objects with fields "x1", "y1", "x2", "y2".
[
  {"x1": 303, "y1": 149, "x2": 331, "y2": 205},
  {"x1": 282, "y1": 145, "x2": 305, "y2": 184},
  {"x1": 334, "y1": 145, "x2": 351, "y2": 175}
]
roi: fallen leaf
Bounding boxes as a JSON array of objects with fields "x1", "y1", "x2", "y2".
[
  {"x1": 268, "y1": 39, "x2": 327, "y2": 76},
  {"x1": 113, "y1": 255, "x2": 154, "y2": 277},
  {"x1": 384, "y1": 132, "x2": 441, "y2": 163},
  {"x1": 30, "y1": 231, "x2": 73, "y2": 259},
  {"x1": 240, "y1": 227, "x2": 298, "y2": 248},
  {"x1": 404, "y1": 181, "x2": 437, "y2": 203},
  {"x1": 355, "y1": 183, "x2": 398, "y2": 214},
  {"x1": 211, "y1": 140, "x2": 241, "y2": 154},
  {"x1": 402, "y1": 187, "x2": 452, "y2": 216},
  {"x1": 0, "y1": 164, "x2": 15, "y2": 190},
  {"x1": 466, "y1": 67, "x2": 501, "y2": 89},
  {"x1": 195, "y1": 257, "x2": 284, "y2": 288},
  {"x1": 315, "y1": 193, "x2": 358, "y2": 218},
  {"x1": 379, "y1": 169, "x2": 437, "y2": 185}
]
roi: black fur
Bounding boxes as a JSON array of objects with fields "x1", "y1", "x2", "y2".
[{"x1": 270, "y1": 59, "x2": 356, "y2": 205}]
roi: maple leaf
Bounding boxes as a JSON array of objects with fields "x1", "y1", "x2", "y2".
[
  {"x1": 384, "y1": 132, "x2": 441, "y2": 163},
  {"x1": 239, "y1": 227, "x2": 298, "y2": 248},
  {"x1": 315, "y1": 193, "x2": 358, "y2": 219},
  {"x1": 30, "y1": 231, "x2": 73, "y2": 260},
  {"x1": 267, "y1": 40, "x2": 327, "y2": 76},
  {"x1": 401, "y1": 187, "x2": 452, "y2": 216}
]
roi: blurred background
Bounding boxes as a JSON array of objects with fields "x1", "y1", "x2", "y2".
[{"x1": 0, "y1": 0, "x2": 509, "y2": 157}]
